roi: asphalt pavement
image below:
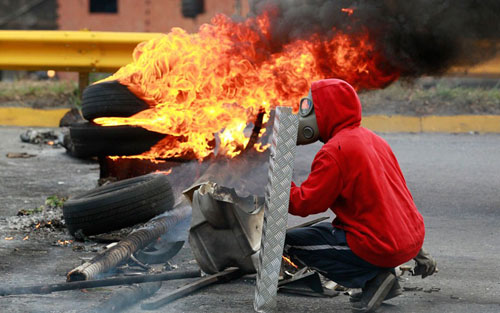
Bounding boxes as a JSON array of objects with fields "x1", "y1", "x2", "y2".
[{"x1": 0, "y1": 126, "x2": 499, "y2": 312}]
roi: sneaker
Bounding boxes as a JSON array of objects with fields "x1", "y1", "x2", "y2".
[
  {"x1": 351, "y1": 271, "x2": 396, "y2": 313},
  {"x1": 349, "y1": 279, "x2": 402, "y2": 303}
]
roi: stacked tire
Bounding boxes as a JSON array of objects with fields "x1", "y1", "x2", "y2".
[
  {"x1": 63, "y1": 173, "x2": 175, "y2": 237},
  {"x1": 63, "y1": 84, "x2": 184, "y2": 263},
  {"x1": 81, "y1": 80, "x2": 150, "y2": 120},
  {"x1": 65, "y1": 80, "x2": 163, "y2": 158},
  {"x1": 67, "y1": 123, "x2": 165, "y2": 158}
]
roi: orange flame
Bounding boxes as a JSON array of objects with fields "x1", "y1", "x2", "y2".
[
  {"x1": 4, "y1": 237, "x2": 14, "y2": 241},
  {"x1": 282, "y1": 255, "x2": 299, "y2": 269},
  {"x1": 341, "y1": 8, "x2": 354, "y2": 16},
  {"x1": 109, "y1": 155, "x2": 166, "y2": 164},
  {"x1": 94, "y1": 12, "x2": 399, "y2": 160},
  {"x1": 155, "y1": 169, "x2": 172, "y2": 175},
  {"x1": 57, "y1": 239, "x2": 73, "y2": 246}
]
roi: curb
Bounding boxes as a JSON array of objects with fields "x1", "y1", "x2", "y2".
[
  {"x1": 0, "y1": 107, "x2": 69, "y2": 127},
  {"x1": 1, "y1": 107, "x2": 500, "y2": 133},
  {"x1": 362, "y1": 115, "x2": 500, "y2": 133}
]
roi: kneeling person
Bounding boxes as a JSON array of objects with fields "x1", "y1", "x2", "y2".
[{"x1": 286, "y1": 79, "x2": 436, "y2": 313}]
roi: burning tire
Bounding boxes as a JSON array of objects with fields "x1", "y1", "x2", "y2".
[
  {"x1": 68, "y1": 122, "x2": 165, "y2": 158},
  {"x1": 63, "y1": 173, "x2": 175, "y2": 237},
  {"x1": 81, "y1": 80, "x2": 150, "y2": 121}
]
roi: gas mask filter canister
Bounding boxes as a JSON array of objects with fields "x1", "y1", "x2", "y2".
[{"x1": 296, "y1": 90, "x2": 320, "y2": 145}]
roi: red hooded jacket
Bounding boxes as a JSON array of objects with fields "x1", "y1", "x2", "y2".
[{"x1": 289, "y1": 79, "x2": 425, "y2": 268}]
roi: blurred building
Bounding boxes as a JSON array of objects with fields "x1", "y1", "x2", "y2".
[
  {"x1": 0, "y1": 0, "x2": 58, "y2": 80},
  {"x1": 0, "y1": 0, "x2": 248, "y2": 80},
  {"x1": 0, "y1": 0, "x2": 57, "y2": 30},
  {"x1": 55, "y1": 0, "x2": 250, "y2": 81},
  {"x1": 57, "y1": 0, "x2": 249, "y2": 33}
]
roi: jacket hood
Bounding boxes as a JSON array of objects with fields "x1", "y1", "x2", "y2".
[{"x1": 311, "y1": 79, "x2": 362, "y2": 141}]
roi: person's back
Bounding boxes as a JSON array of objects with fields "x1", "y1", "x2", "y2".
[{"x1": 326, "y1": 125, "x2": 424, "y2": 267}]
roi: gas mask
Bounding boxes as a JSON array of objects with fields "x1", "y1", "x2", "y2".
[{"x1": 296, "y1": 90, "x2": 320, "y2": 145}]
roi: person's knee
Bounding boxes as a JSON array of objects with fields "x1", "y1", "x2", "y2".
[
  {"x1": 284, "y1": 228, "x2": 300, "y2": 245},
  {"x1": 284, "y1": 233, "x2": 294, "y2": 253},
  {"x1": 284, "y1": 228, "x2": 307, "y2": 255}
]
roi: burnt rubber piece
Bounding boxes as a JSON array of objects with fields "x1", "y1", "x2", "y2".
[
  {"x1": 67, "y1": 122, "x2": 165, "y2": 158},
  {"x1": 59, "y1": 108, "x2": 85, "y2": 127},
  {"x1": 63, "y1": 173, "x2": 175, "y2": 237},
  {"x1": 135, "y1": 241, "x2": 185, "y2": 264},
  {"x1": 81, "y1": 80, "x2": 150, "y2": 121}
]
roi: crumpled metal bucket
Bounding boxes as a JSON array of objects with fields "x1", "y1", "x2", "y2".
[{"x1": 187, "y1": 182, "x2": 264, "y2": 274}]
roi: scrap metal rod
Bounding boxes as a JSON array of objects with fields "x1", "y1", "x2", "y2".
[
  {"x1": 244, "y1": 108, "x2": 265, "y2": 152},
  {"x1": 141, "y1": 267, "x2": 242, "y2": 310},
  {"x1": 0, "y1": 269, "x2": 200, "y2": 296},
  {"x1": 286, "y1": 217, "x2": 329, "y2": 231}
]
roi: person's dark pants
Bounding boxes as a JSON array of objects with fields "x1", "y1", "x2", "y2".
[{"x1": 284, "y1": 222, "x2": 392, "y2": 289}]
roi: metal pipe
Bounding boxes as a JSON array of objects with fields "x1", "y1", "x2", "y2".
[
  {"x1": 67, "y1": 203, "x2": 191, "y2": 282},
  {"x1": 0, "y1": 270, "x2": 200, "y2": 296}
]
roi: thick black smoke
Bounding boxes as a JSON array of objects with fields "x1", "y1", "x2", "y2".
[{"x1": 249, "y1": 0, "x2": 500, "y2": 76}]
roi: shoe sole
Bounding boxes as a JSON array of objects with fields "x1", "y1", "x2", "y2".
[
  {"x1": 352, "y1": 274, "x2": 395, "y2": 313},
  {"x1": 386, "y1": 288, "x2": 403, "y2": 300},
  {"x1": 350, "y1": 287, "x2": 403, "y2": 303}
]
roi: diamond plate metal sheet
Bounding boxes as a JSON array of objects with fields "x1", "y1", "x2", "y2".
[{"x1": 254, "y1": 107, "x2": 298, "y2": 312}]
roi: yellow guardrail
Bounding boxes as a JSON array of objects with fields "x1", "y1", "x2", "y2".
[
  {"x1": 1, "y1": 30, "x2": 499, "y2": 75},
  {"x1": 0, "y1": 30, "x2": 162, "y2": 72},
  {"x1": 0, "y1": 30, "x2": 499, "y2": 99},
  {"x1": 0, "y1": 30, "x2": 499, "y2": 131},
  {"x1": 448, "y1": 41, "x2": 500, "y2": 77},
  {"x1": 0, "y1": 30, "x2": 163, "y2": 93}
]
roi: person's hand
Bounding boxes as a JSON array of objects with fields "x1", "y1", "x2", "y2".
[{"x1": 413, "y1": 248, "x2": 437, "y2": 278}]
